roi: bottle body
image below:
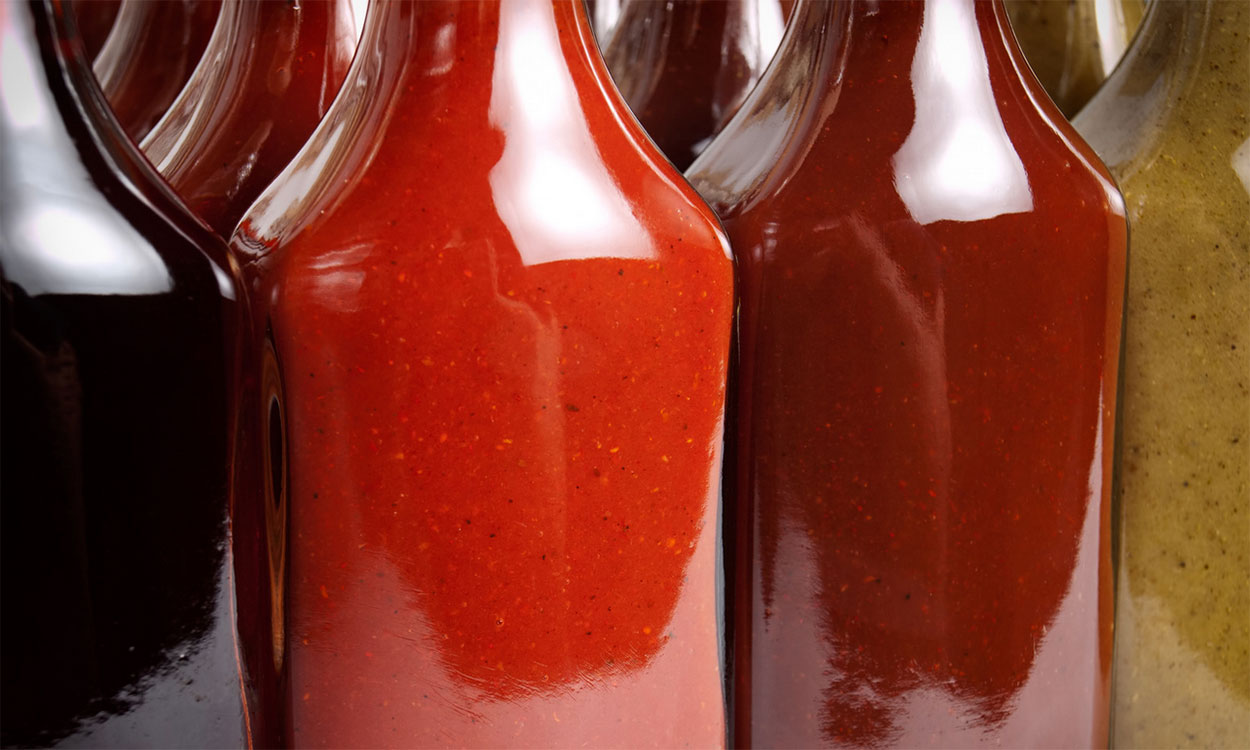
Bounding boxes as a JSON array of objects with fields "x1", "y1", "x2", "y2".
[
  {"x1": 0, "y1": 0, "x2": 249, "y2": 745},
  {"x1": 232, "y1": 1, "x2": 733, "y2": 746},
  {"x1": 1075, "y1": 2, "x2": 1250, "y2": 746},
  {"x1": 141, "y1": 0, "x2": 359, "y2": 237},
  {"x1": 689, "y1": 1, "x2": 1125, "y2": 746}
]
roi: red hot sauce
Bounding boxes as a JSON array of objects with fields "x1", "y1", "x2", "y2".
[
  {"x1": 232, "y1": 1, "x2": 733, "y2": 746},
  {"x1": 687, "y1": 0, "x2": 1126, "y2": 746}
]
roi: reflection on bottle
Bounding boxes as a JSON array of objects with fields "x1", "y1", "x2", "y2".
[
  {"x1": 689, "y1": 0, "x2": 1125, "y2": 746},
  {"x1": 893, "y1": 0, "x2": 1032, "y2": 225},
  {"x1": 93, "y1": 0, "x2": 222, "y2": 141},
  {"x1": 489, "y1": 0, "x2": 654, "y2": 266},
  {"x1": 231, "y1": 1, "x2": 732, "y2": 746},
  {"x1": 1, "y1": 2, "x2": 248, "y2": 745}
]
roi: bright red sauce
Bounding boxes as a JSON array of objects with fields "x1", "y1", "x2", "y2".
[
  {"x1": 233, "y1": 1, "x2": 732, "y2": 746},
  {"x1": 688, "y1": 1, "x2": 1125, "y2": 746}
]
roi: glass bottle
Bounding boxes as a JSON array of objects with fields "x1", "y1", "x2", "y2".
[
  {"x1": 687, "y1": 0, "x2": 1127, "y2": 746},
  {"x1": 1005, "y1": 0, "x2": 1144, "y2": 118},
  {"x1": 92, "y1": 0, "x2": 221, "y2": 141},
  {"x1": 603, "y1": 0, "x2": 785, "y2": 171},
  {"x1": 0, "y1": 0, "x2": 257, "y2": 746},
  {"x1": 230, "y1": 0, "x2": 733, "y2": 746},
  {"x1": 69, "y1": 0, "x2": 119, "y2": 60},
  {"x1": 141, "y1": 0, "x2": 359, "y2": 238},
  {"x1": 1074, "y1": 2, "x2": 1250, "y2": 746},
  {"x1": 588, "y1": 0, "x2": 623, "y2": 44}
]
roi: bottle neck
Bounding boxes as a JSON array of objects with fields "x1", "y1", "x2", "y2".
[
  {"x1": 238, "y1": 0, "x2": 648, "y2": 249},
  {"x1": 23, "y1": 0, "x2": 157, "y2": 194},
  {"x1": 354, "y1": 0, "x2": 593, "y2": 87},
  {"x1": 693, "y1": 0, "x2": 1075, "y2": 224},
  {"x1": 1075, "y1": 0, "x2": 1248, "y2": 170},
  {"x1": 783, "y1": 0, "x2": 1025, "y2": 85}
]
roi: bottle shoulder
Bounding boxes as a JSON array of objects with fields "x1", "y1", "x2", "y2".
[
  {"x1": 1, "y1": 2, "x2": 235, "y2": 305},
  {"x1": 691, "y1": 0, "x2": 1126, "y2": 238},
  {"x1": 1075, "y1": 0, "x2": 1250, "y2": 198},
  {"x1": 234, "y1": 0, "x2": 731, "y2": 280}
]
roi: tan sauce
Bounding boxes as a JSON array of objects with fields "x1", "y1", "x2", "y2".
[
  {"x1": 1075, "y1": 2, "x2": 1250, "y2": 746},
  {"x1": 1008, "y1": 0, "x2": 1144, "y2": 118}
]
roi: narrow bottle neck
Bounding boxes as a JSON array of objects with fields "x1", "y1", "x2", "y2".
[
  {"x1": 355, "y1": 0, "x2": 592, "y2": 83},
  {"x1": 26, "y1": 0, "x2": 148, "y2": 186}
]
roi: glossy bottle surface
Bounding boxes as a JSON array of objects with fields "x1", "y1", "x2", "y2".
[
  {"x1": 588, "y1": 0, "x2": 622, "y2": 44},
  {"x1": 92, "y1": 0, "x2": 220, "y2": 141},
  {"x1": 0, "y1": 0, "x2": 248, "y2": 746},
  {"x1": 141, "y1": 0, "x2": 359, "y2": 238},
  {"x1": 1075, "y1": 2, "x2": 1250, "y2": 746},
  {"x1": 688, "y1": 0, "x2": 1126, "y2": 746},
  {"x1": 1005, "y1": 0, "x2": 1144, "y2": 118},
  {"x1": 68, "y1": 0, "x2": 119, "y2": 59},
  {"x1": 603, "y1": 0, "x2": 785, "y2": 171},
  {"x1": 231, "y1": 0, "x2": 733, "y2": 746}
]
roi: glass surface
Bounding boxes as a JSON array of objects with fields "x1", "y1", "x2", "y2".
[
  {"x1": 0, "y1": 0, "x2": 252, "y2": 745},
  {"x1": 688, "y1": 0, "x2": 1127, "y2": 746},
  {"x1": 603, "y1": 0, "x2": 785, "y2": 171},
  {"x1": 92, "y1": 0, "x2": 220, "y2": 141},
  {"x1": 588, "y1": 0, "x2": 623, "y2": 44},
  {"x1": 68, "y1": 0, "x2": 119, "y2": 60},
  {"x1": 231, "y1": 0, "x2": 734, "y2": 746},
  {"x1": 141, "y1": 0, "x2": 358, "y2": 237},
  {"x1": 1006, "y1": 0, "x2": 1144, "y2": 119},
  {"x1": 1075, "y1": 2, "x2": 1250, "y2": 746}
]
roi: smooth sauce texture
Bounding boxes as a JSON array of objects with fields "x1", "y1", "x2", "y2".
[
  {"x1": 232, "y1": 1, "x2": 733, "y2": 746},
  {"x1": 141, "y1": 0, "x2": 358, "y2": 238},
  {"x1": 688, "y1": 1, "x2": 1125, "y2": 746}
]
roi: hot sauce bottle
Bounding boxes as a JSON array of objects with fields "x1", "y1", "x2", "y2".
[
  {"x1": 92, "y1": 0, "x2": 221, "y2": 141},
  {"x1": 231, "y1": 0, "x2": 734, "y2": 746},
  {"x1": 687, "y1": 0, "x2": 1127, "y2": 746},
  {"x1": 603, "y1": 0, "x2": 786, "y2": 171},
  {"x1": 1074, "y1": 1, "x2": 1250, "y2": 745},
  {"x1": 140, "y1": 0, "x2": 359, "y2": 238},
  {"x1": 0, "y1": 0, "x2": 253, "y2": 745}
]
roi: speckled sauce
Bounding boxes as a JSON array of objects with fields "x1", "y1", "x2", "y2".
[
  {"x1": 689, "y1": 1, "x2": 1126, "y2": 746},
  {"x1": 1075, "y1": 2, "x2": 1250, "y2": 746},
  {"x1": 231, "y1": 1, "x2": 733, "y2": 746}
]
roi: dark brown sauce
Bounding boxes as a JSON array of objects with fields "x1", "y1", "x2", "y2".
[{"x1": 1, "y1": 1, "x2": 255, "y2": 745}]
